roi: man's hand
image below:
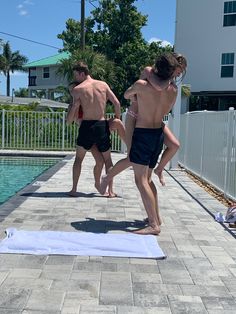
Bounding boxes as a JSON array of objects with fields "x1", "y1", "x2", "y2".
[{"x1": 140, "y1": 66, "x2": 152, "y2": 80}]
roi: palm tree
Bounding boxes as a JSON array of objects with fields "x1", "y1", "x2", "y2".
[
  {"x1": 0, "y1": 41, "x2": 28, "y2": 96},
  {"x1": 57, "y1": 48, "x2": 116, "y2": 88}
]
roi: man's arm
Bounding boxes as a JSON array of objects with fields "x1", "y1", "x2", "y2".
[
  {"x1": 140, "y1": 66, "x2": 166, "y2": 91},
  {"x1": 124, "y1": 80, "x2": 145, "y2": 100},
  {"x1": 124, "y1": 84, "x2": 137, "y2": 100},
  {"x1": 66, "y1": 90, "x2": 81, "y2": 124},
  {"x1": 106, "y1": 86, "x2": 121, "y2": 119}
]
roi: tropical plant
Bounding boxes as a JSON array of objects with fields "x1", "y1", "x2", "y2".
[
  {"x1": 58, "y1": 18, "x2": 95, "y2": 53},
  {"x1": 53, "y1": 85, "x2": 71, "y2": 104},
  {"x1": 57, "y1": 0, "x2": 173, "y2": 105},
  {"x1": 0, "y1": 103, "x2": 39, "y2": 111},
  {"x1": 57, "y1": 48, "x2": 116, "y2": 88},
  {"x1": 0, "y1": 41, "x2": 28, "y2": 96},
  {"x1": 34, "y1": 90, "x2": 46, "y2": 100},
  {"x1": 181, "y1": 84, "x2": 191, "y2": 97},
  {"x1": 14, "y1": 87, "x2": 28, "y2": 97}
]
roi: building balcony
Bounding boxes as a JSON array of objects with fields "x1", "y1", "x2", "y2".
[{"x1": 29, "y1": 76, "x2": 36, "y2": 86}]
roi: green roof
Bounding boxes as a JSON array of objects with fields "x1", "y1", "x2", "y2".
[{"x1": 24, "y1": 51, "x2": 70, "y2": 68}]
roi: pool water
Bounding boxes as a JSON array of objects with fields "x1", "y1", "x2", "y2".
[{"x1": 0, "y1": 156, "x2": 61, "y2": 205}]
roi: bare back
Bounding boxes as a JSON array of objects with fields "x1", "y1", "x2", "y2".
[
  {"x1": 125, "y1": 79, "x2": 177, "y2": 128},
  {"x1": 73, "y1": 78, "x2": 109, "y2": 120}
]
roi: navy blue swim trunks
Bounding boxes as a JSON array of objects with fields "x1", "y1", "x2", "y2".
[
  {"x1": 77, "y1": 120, "x2": 111, "y2": 152},
  {"x1": 129, "y1": 127, "x2": 164, "y2": 169}
]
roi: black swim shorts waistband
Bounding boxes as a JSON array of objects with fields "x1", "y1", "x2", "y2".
[{"x1": 134, "y1": 127, "x2": 163, "y2": 133}]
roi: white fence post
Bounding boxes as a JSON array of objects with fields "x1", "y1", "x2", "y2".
[
  {"x1": 169, "y1": 82, "x2": 182, "y2": 169},
  {"x1": 224, "y1": 107, "x2": 234, "y2": 197},
  {"x1": 1, "y1": 109, "x2": 5, "y2": 149},
  {"x1": 184, "y1": 112, "x2": 190, "y2": 167},
  {"x1": 200, "y1": 111, "x2": 207, "y2": 177},
  {"x1": 62, "y1": 111, "x2": 65, "y2": 151}
]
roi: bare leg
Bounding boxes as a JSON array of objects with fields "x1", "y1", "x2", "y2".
[
  {"x1": 100, "y1": 103, "x2": 136, "y2": 195},
  {"x1": 100, "y1": 157, "x2": 131, "y2": 195},
  {"x1": 132, "y1": 163, "x2": 160, "y2": 235},
  {"x1": 101, "y1": 149, "x2": 117, "y2": 198},
  {"x1": 154, "y1": 125, "x2": 180, "y2": 186},
  {"x1": 148, "y1": 168, "x2": 162, "y2": 225},
  {"x1": 68, "y1": 146, "x2": 87, "y2": 196},
  {"x1": 90, "y1": 145, "x2": 108, "y2": 195},
  {"x1": 109, "y1": 118, "x2": 126, "y2": 144}
]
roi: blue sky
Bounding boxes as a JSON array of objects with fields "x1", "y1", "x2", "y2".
[{"x1": 0, "y1": 0, "x2": 176, "y2": 95}]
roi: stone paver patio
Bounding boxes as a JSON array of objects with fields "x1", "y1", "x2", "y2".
[{"x1": 0, "y1": 152, "x2": 236, "y2": 314}]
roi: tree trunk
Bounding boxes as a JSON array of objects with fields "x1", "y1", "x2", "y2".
[{"x1": 6, "y1": 71, "x2": 10, "y2": 96}]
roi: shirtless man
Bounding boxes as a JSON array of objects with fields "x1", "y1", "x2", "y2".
[
  {"x1": 67, "y1": 80, "x2": 124, "y2": 197},
  {"x1": 66, "y1": 62, "x2": 121, "y2": 196},
  {"x1": 124, "y1": 53, "x2": 181, "y2": 235},
  {"x1": 100, "y1": 53, "x2": 187, "y2": 198}
]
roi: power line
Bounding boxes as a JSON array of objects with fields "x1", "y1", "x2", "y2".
[
  {"x1": 0, "y1": 1, "x2": 99, "y2": 50},
  {"x1": 88, "y1": 1, "x2": 98, "y2": 9},
  {"x1": 0, "y1": 31, "x2": 60, "y2": 50}
]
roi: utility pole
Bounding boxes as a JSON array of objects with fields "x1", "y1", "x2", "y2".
[{"x1": 80, "y1": 0, "x2": 85, "y2": 50}]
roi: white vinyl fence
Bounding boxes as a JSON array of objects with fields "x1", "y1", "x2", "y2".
[
  {"x1": 0, "y1": 110, "x2": 122, "y2": 152},
  {"x1": 179, "y1": 109, "x2": 236, "y2": 201}
]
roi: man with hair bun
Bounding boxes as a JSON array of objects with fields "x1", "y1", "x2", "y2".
[{"x1": 123, "y1": 52, "x2": 186, "y2": 235}]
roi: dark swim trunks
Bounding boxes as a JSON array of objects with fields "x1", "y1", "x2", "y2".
[
  {"x1": 129, "y1": 127, "x2": 164, "y2": 169},
  {"x1": 77, "y1": 120, "x2": 111, "y2": 152}
]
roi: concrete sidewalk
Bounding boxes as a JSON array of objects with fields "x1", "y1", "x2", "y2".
[{"x1": 0, "y1": 153, "x2": 236, "y2": 314}]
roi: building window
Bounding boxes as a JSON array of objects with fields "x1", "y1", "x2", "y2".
[
  {"x1": 43, "y1": 67, "x2": 50, "y2": 79},
  {"x1": 221, "y1": 53, "x2": 234, "y2": 77},
  {"x1": 224, "y1": 1, "x2": 236, "y2": 26}
]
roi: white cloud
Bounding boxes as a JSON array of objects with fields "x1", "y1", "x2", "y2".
[
  {"x1": 148, "y1": 37, "x2": 173, "y2": 47},
  {"x1": 19, "y1": 9, "x2": 28, "y2": 16},
  {"x1": 17, "y1": 1, "x2": 34, "y2": 16}
]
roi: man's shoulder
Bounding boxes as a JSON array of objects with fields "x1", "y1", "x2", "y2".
[
  {"x1": 93, "y1": 79, "x2": 108, "y2": 86},
  {"x1": 91, "y1": 79, "x2": 109, "y2": 90}
]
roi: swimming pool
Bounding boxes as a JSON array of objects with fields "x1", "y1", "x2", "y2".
[{"x1": 0, "y1": 156, "x2": 61, "y2": 205}]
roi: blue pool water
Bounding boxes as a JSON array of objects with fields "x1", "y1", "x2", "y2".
[{"x1": 0, "y1": 156, "x2": 61, "y2": 205}]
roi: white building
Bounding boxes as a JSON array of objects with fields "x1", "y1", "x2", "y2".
[
  {"x1": 24, "y1": 52, "x2": 69, "y2": 100},
  {"x1": 175, "y1": 0, "x2": 236, "y2": 111}
]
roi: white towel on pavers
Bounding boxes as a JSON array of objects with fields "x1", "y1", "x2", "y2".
[{"x1": 0, "y1": 228, "x2": 166, "y2": 259}]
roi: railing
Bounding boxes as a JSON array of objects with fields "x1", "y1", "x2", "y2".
[
  {"x1": 0, "y1": 110, "x2": 122, "y2": 152},
  {"x1": 179, "y1": 109, "x2": 236, "y2": 202},
  {"x1": 29, "y1": 76, "x2": 36, "y2": 86}
]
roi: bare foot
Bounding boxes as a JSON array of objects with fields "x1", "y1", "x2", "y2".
[
  {"x1": 94, "y1": 182, "x2": 101, "y2": 193},
  {"x1": 68, "y1": 190, "x2": 79, "y2": 197},
  {"x1": 100, "y1": 175, "x2": 109, "y2": 195},
  {"x1": 144, "y1": 216, "x2": 162, "y2": 226},
  {"x1": 94, "y1": 182, "x2": 109, "y2": 196},
  {"x1": 107, "y1": 192, "x2": 117, "y2": 198},
  {"x1": 154, "y1": 168, "x2": 165, "y2": 186},
  {"x1": 133, "y1": 225, "x2": 161, "y2": 235}
]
